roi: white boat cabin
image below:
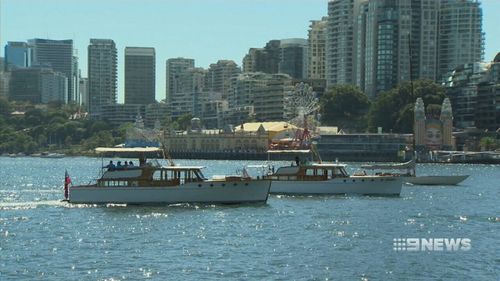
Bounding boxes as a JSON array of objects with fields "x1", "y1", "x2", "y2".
[
  {"x1": 267, "y1": 163, "x2": 350, "y2": 181},
  {"x1": 97, "y1": 166, "x2": 208, "y2": 187}
]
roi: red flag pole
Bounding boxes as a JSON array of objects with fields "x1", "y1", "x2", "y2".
[{"x1": 64, "y1": 170, "x2": 71, "y2": 200}]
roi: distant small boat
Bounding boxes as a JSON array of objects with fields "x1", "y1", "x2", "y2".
[
  {"x1": 361, "y1": 160, "x2": 469, "y2": 186},
  {"x1": 40, "y1": 152, "x2": 65, "y2": 158},
  {"x1": 405, "y1": 175, "x2": 469, "y2": 186}
]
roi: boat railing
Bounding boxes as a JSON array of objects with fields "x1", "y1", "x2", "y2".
[{"x1": 265, "y1": 174, "x2": 328, "y2": 181}]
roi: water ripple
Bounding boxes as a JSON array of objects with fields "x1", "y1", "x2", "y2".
[{"x1": 0, "y1": 158, "x2": 498, "y2": 280}]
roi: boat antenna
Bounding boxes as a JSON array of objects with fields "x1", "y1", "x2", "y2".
[
  {"x1": 408, "y1": 32, "x2": 417, "y2": 162},
  {"x1": 134, "y1": 124, "x2": 175, "y2": 166},
  {"x1": 311, "y1": 141, "x2": 322, "y2": 164}
]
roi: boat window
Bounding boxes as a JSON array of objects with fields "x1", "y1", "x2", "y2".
[
  {"x1": 193, "y1": 170, "x2": 204, "y2": 181},
  {"x1": 153, "y1": 171, "x2": 163, "y2": 181},
  {"x1": 198, "y1": 170, "x2": 205, "y2": 180},
  {"x1": 306, "y1": 169, "x2": 315, "y2": 176},
  {"x1": 333, "y1": 167, "x2": 348, "y2": 177}
]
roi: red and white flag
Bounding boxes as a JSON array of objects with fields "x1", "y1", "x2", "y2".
[{"x1": 64, "y1": 170, "x2": 71, "y2": 200}]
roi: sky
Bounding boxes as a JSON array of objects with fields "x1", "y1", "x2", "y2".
[{"x1": 1, "y1": 0, "x2": 499, "y2": 103}]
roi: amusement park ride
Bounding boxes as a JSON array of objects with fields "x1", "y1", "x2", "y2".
[{"x1": 269, "y1": 82, "x2": 320, "y2": 150}]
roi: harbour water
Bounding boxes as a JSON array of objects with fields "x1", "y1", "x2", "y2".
[{"x1": 0, "y1": 157, "x2": 498, "y2": 280}]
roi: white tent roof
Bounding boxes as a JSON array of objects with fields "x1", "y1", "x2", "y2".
[{"x1": 95, "y1": 147, "x2": 162, "y2": 153}]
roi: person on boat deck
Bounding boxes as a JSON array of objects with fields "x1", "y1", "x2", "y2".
[
  {"x1": 128, "y1": 161, "x2": 134, "y2": 167},
  {"x1": 295, "y1": 156, "x2": 300, "y2": 166},
  {"x1": 123, "y1": 161, "x2": 128, "y2": 169},
  {"x1": 104, "y1": 160, "x2": 115, "y2": 171},
  {"x1": 116, "y1": 161, "x2": 123, "y2": 169},
  {"x1": 139, "y1": 156, "x2": 146, "y2": 166}
]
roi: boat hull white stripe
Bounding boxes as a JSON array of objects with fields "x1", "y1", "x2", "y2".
[
  {"x1": 69, "y1": 181, "x2": 271, "y2": 204},
  {"x1": 270, "y1": 177, "x2": 403, "y2": 195}
]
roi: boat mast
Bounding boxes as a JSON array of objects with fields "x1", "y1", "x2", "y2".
[{"x1": 408, "y1": 32, "x2": 417, "y2": 162}]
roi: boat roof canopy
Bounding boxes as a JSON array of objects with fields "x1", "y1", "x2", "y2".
[
  {"x1": 95, "y1": 147, "x2": 162, "y2": 153},
  {"x1": 361, "y1": 159, "x2": 415, "y2": 170},
  {"x1": 267, "y1": 149, "x2": 311, "y2": 154},
  {"x1": 160, "y1": 166, "x2": 205, "y2": 170},
  {"x1": 309, "y1": 163, "x2": 347, "y2": 168}
]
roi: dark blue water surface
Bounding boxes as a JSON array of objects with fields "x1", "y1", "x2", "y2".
[{"x1": 0, "y1": 157, "x2": 498, "y2": 280}]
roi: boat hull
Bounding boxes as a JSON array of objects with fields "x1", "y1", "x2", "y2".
[
  {"x1": 270, "y1": 176, "x2": 403, "y2": 196},
  {"x1": 69, "y1": 180, "x2": 271, "y2": 204},
  {"x1": 405, "y1": 175, "x2": 469, "y2": 185}
]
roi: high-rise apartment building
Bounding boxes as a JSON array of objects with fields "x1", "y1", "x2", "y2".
[
  {"x1": 242, "y1": 40, "x2": 281, "y2": 74},
  {"x1": 205, "y1": 60, "x2": 241, "y2": 99},
  {"x1": 165, "y1": 57, "x2": 195, "y2": 103},
  {"x1": 327, "y1": 0, "x2": 483, "y2": 98},
  {"x1": 88, "y1": 39, "x2": 117, "y2": 117},
  {"x1": 438, "y1": 0, "x2": 484, "y2": 81},
  {"x1": 9, "y1": 67, "x2": 67, "y2": 104},
  {"x1": 79, "y1": 77, "x2": 89, "y2": 110},
  {"x1": 229, "y1": 72, "x2": 268, "y2": 109},
  {"x1": 28, "y1": 39, "x2": 76, "y2": 102},
  {"x1": 308, "y1": 18, "x2": 328, "y2": 79},
  {"x1": 0, "y1": 71, "x2": 10, "y2": 99},
  {"x1": 242, "y1": 48, "x2": 262, "y2": 73},
  {"x1": 253, "y1": 73, "x2": 294, "y2": 121},
  {"x1": 124, "y1": 47, "x2": 156, "y2": 104},
  {"x1": 4, "y1": 42, "x2": 31, "y2": 70},
  {"x1": 279, "y1": 38, "x2": 309, "y2": 79},
  {"x1": 326, "y1": 0, "x2": 361, "y2": 87},
  {"x1": 170, "y1": 67, "x2": 206, "y2": 119}
]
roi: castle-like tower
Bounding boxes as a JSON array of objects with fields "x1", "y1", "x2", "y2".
[
  {"x1": 414, "y1": 97, "x2": 454, "y2": 151},
  {"x1": 414, "y1": 98, "x2": 426, "y2": 149},
  {"x1": 440, "y1": 98, "x2": 453, "y2": 150}
]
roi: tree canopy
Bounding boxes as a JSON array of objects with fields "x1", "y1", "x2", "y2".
[
  {"x1": 0, "y1": 100, "x2": 127, "y2": 154},
  {"x1": 320, "y1": 85, "x2": 371, "y2": 131},
  {"x1": 368, "y1": 80, "x2": 446, "y2": 133}
]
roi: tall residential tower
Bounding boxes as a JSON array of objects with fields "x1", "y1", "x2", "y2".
[
  {"x1": 28, "y1": 39, "x2": 77, "y2": 102},
  {"x1": 88, "y1": 39, "x2": 117, "y2": 117},
  {"x1": 326, "y1": 0, "x2": 484, "y2": 98},
  {"x1": 438, "y1": 0, "x2": 484, "y2": 81},
  {"x1": 165, "y1": 57, "x2": 195, "y2": 103},
  {"x1": 4, "y1": 42, "x2": 31, "y2": 70},
  {"x1": 308, "y1": 18, "x2": 328, "y2": 80},
  {"x1": 124, "y1": 47, "x2": 156, "y2": 104}
]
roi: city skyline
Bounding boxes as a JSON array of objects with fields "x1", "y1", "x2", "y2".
[{"x1": 1, "y1": 0, "x2": 499, "y2": 103}]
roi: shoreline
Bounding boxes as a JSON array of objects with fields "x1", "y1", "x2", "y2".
[{"x1": 3, "y1": 151, "x2": 498, "y2": 164}]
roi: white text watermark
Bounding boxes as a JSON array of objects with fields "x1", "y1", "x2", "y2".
[{"x1": 393, "y1": 238, "x2": 471, "y2": 252}]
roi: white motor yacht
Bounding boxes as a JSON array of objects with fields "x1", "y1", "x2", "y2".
[
  {"x1": 266, "y1": 162, "x2": 403, "y2": 196},
  {"x1": 66, "y1": 147, "x2": 270, "y2": 205}
]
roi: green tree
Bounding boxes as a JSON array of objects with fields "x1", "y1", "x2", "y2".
[
  {"x1": 320, "y1": 85, "x2": 371, "y2": 131},
  {"x1": 368, "y1": 80, "x2": 446, "y2": 133},
  {"x1": 82, "y1": 131, "x2": 116, "y2": 150},
  {"x1": 175, "y1": 113, "x2": 194, "y2": 130},
  {"x1": 0, "y1": 98, "x2": 11, "y2": 117},
  {"x1": 479, "y1": 137, "x2": 498, "y2": 151},
  {"x1": 24, "y1": 108, "x2": 46, "y2": 127}
]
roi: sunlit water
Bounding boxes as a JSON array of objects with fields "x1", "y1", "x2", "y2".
[{"x1": 0, "y1": 157, "x2": 498, "y2": 280}]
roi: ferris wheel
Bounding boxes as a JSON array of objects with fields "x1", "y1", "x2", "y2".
[
  {"x1": 283, "y1": 82, "x2": 320, "y2": 148},
  {"x1": 284, "y1": 82, "x2": 319, "y2": 125}
]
